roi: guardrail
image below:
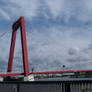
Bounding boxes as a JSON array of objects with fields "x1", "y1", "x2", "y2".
[{"x1": 0, "y1": 78, "x2": 92, "y2": 92}]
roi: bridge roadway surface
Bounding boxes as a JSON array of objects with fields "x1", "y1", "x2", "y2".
[{"x1": 0, "y1": 69, "x2": 92, "y2": 77}]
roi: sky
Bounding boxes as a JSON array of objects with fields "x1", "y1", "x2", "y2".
[{"x1": 0, "y1": 0, "x2": 92, "y2": 72}]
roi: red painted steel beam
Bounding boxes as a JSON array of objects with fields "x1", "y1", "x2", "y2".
[
  {"x1": 0, "y1": 73, "x2": 23, "y2": 77},
  {"x1": 7, "y1": 16, "x2": 29, "y2": 76},
  {"x1": 20, "y1": 17, "x2": 29, "y2": 76},
  {"x1": 32, "y1": 69, "x2": 92, "y2": 75},
  {"x1": 0, "y1": 69, "x2": 92, "y2": 77},
  {"x1": 7, "y1": 29, "x2": 17, "y2": 72}
]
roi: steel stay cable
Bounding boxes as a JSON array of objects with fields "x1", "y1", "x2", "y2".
[{"x1": 0, "y1": 29, "x2": 11, "y2": 39}]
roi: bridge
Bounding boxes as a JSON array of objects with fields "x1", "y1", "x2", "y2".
[{"x1": 0, "y1": 16, "x2": 92, "y2": 92}]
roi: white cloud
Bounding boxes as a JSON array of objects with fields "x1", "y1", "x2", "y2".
[
  {"x1": 0, "y1": 0, "x2": 92, "y2": 23},
  {"x1": 1, "y1": 0, "x2": 41, "y2": 20},
  {"x1": 0, "y1": 25, "x2": 92, "y2": 71},
  {"x1": 44, "y1": 0, "x2": 92, "y2": 23},
  {"x1": 1, "y1": 0, "x2": 92, "y2": 72},
  {"x1": 68, "y1": 47, "x2": 80, "y2": 55},
  {"x1": 0, "y1": 8, "x2": 11, "y2": 20},
  {"x1": 44, "y1": 0, "x2": 65, "y2": 19},
  {"x1": 26, "y1": 26, "x2": 92, "y2": 71}
]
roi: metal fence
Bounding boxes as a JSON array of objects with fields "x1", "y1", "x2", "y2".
[{"x1": 0, "y1": 79, "x2": 92, "y2": 92}]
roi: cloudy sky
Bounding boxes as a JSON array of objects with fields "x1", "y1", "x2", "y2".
[{"x1": 0, "y1": 0, "x2": 92, "y2": 72}]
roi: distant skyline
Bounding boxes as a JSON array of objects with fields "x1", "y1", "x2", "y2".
[{"x1": 0, "y1": 0, "x2": 92, "y2": 72}]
